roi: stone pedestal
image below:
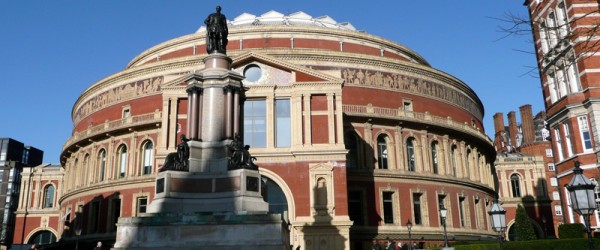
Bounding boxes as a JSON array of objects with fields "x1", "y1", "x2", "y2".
[
  {"x1": 147, "y1": 168, "x2": 268, "y2": 214},
  {"x1": 112, "y1": 214, "x2": 288, "y2": 250}
]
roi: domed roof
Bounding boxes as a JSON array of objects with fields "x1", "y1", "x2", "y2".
[{"x1": 196, "y1": 10, "x2": 357, "y2": 33}]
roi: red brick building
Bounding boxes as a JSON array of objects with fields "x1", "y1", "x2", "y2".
[
  {"x1": 14, "y1": 11, "x2": 499, "y2": 249},
  {"x1": 493, "y1": 106, "x2": 556, "y2": 239},
  {"x1": 525, "y1": 0, "x2": 600, "y2": 233}
]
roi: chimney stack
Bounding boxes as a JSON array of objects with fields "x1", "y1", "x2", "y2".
[
  {"x1": 520, "y1": 104, "x2": 535, "y2": 144},
  {"x1": 494, "y1": 112, "x2": 505, "y2": 134},
  {"x1": 508, "y1": 111, "x2": 518, "y2": 149}
]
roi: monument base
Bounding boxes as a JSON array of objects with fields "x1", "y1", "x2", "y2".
[
  {"x1": 148, "y1": 169, "x2": 268, "y2": 214},
  {"x1": 112, "y1": 213, "x2": 289, "y2": 250}
]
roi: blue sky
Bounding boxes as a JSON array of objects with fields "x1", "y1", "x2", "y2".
[{"x1": 0, "y1": 1, "x2": 540, "y2": 164}]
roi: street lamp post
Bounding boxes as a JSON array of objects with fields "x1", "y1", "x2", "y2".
[
  {"x1": 440, "y1": 205, "x2": 449, "y2": 248},
  {"x1": 566, "y1": 161, "x2": 597, "y2": 250},
  {"x1": 488, "y1": 199, "x2": 507, "y2": 250},
  {"x1": 406, "y1": 219, "x2": 413, "y2": 250}
]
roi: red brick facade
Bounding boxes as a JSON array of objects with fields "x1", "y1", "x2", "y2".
[{"x1": 15, "y1": 12, "x2": 498, "y2": 249}]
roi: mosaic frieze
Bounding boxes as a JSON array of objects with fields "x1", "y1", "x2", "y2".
[
  {"x1": 341, "y1": 68, "x2": 482, "y2": 120},
  {"x1": 74, "y1": 77, "x2": 163, "y2": 123}
]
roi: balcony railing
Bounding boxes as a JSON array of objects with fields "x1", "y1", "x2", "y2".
[
  {"x1": 62, "y1": 111, "x2": 162, "y2": 152},
  {"x1": 343, "y1": 104, "x2": 492, "y2": 143}
]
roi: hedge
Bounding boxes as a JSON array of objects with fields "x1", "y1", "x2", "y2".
[
  {"x1": 559, "y1": 223, "x2": 586, "y2": 239},
  {"x1": 452, "y1": 238, "x2": 600, "y2": 250}
]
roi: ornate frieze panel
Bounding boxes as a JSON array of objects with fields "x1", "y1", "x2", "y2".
[
  {"x1": 341, "y1": 68, "x2": 482, "y2": 120},
  {"x1": 74, "y1": 76, "x2": 163, "y2": 123}
]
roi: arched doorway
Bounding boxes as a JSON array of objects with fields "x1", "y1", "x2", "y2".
[{"x1": 28, "y1": 230, "x2": 57, "y2": 245}]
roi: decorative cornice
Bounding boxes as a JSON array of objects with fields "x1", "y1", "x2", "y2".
[{"x1": 127, "y1": 25, "x2": 429, "y2": 68}]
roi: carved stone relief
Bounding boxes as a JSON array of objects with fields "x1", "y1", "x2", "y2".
[
  {"x1": 74, "y1": 77, "x2": 163, "y2": 123},
  {"x1": 341, "y1": 68, "x2": 482, "y2": 120}
]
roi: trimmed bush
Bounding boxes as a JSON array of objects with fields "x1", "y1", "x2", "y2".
[
  {"x1": 453, "y1": 238, "x2": 600, "y2": 250},
  {"x1": 559, "y1": 223, "x2": 585, "y2": 239},
  {"x1": 514, "y1": 205, "x2": 537, "y2": 241}
]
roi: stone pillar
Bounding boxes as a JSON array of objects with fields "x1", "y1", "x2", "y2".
[{"x1": 186, "y1": 84, "x2": 203, "y2": 141}]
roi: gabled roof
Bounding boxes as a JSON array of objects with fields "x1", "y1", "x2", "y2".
[{"x1": 232, "y1": 51, "x2": 343, "y2": 84}]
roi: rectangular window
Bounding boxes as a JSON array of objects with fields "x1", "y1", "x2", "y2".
[
  {"x1": 244, "y1": 100, "x2": 267, "y2": 148},
  {"x1": 65, "y1": 208, "x2": 71, "y2": 223},
  {"x1": 459, "y1": 197, "x2": 466, "y2": 227},
  {"x1": 348, "y1": 191, "x2": 364, "y2": 225},
  {"x1": 548, "y1": 72, "x2": 558, "y2": 103},
  {"x1": 553, "y1": 191, "x2": 560, "y2": 200},
  {"x1": 275, "y1": 99, "x2": 291, "y2": 148},
  {"x1": 548, "y1": 164, "x2": 555, "y2": 171},
  {"x1": 137, "y1": 197, "x2": 148, "y2": 215},
  {"x1": 413, "y1": 193, "x2": 422, "y2": 225},
  {"x1": 554, "y1": 128, "x2": 564, "y2": 160},
  {"x1": 123, "y1": 108, "x2": 131, "y2": 118},
  {"x1": 403, "y1": 100, "x2": 413, "y2": 111},
  {"x1": 0, "y1": 140, "x2": 8, "y2": 162},
  {"x1": 563, "y1": 122, "x2": 574, "y2": 157},
  {"x1": 578, "y1": 116, "x2": 593, "y2": 151},
  {"x1": 555, "y1": 205, "x2": 563, "y2": 216},
  {"x1": 546, "y1": 149, "x2": 553, "y2": 157},
  {"x1": 382, "y1": 192, "x2": 394, "y2": 224},
  {"x1": 438, "y1": 195, "x2": 447, "y2": 226},
  {"x1": 551, "y1": 177, "x2": 558, "y2": 186},
  {"x1": 21, "y1": 150, "x2": 29, "y2": 164}
]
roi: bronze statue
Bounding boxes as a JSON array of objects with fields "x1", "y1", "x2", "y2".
[
  {"x1": 204, "y1": 6, "x2": 228, "y2": 54},
  {"x1": 159, "y1": 134, "x2": 190, "y2": 172},
  {"x1": 228, "y1": 134, "x2": 258, "y2": 170}
]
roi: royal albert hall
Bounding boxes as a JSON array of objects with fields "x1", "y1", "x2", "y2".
[{"x1": 14, "y1": 11, "x2": 498, "y2": 249}]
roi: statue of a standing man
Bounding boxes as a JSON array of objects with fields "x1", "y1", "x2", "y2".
[{"x1": 204, "y1": 6, "x2": 228, "y2": 54}]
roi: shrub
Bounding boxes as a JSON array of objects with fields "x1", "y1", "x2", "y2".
[
  {"x1": 559, "y1": 223, "x2": 585, "y2": 239},
  {"x1": 514, "y1": 205, "x2": 537, "y2": 241},
  {"x1": 453, "y1": 238, "x2": 600, "y2": 250}
]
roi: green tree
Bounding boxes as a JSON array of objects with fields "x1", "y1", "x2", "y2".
[{"x1": 514, "y1": 204, "x2": 537, "y2": 241}]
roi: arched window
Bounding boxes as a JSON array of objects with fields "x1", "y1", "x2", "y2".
[
  {"x1": 83, "y1": 154, "x2": 90, "y2": 186},
  {"x1": 344, "y1": 132, "x2": 359, "y2": 168},
  {"x1": 407, "y1": 138, "x2": 416, "y2": 171},
  {"x1": 451, "y1": 145, "x2": 458, "y2": 177},
  {"x1": 511, "y1": 174, "x2": 522, "y2": 197},
  {"x1": 42, "y1": 185, "x2": 55, "y2": 208},
  {"x1": 28, "y1": 230, "x2": 57, "y2": 245},
  {"x1": 98, "y1": 149, "x2": 106, "y2": 182},
  {"x1": 261, "y1": 177, "x2": 289, "y2": 222},
  {"x1": 72, "y1": 159, "x2": 78, "y2": 189},
  {"x1": 141, "y1": 141, "x2": 154, "y2": 175},
  {"x1": 377, "y1": 135, "x2": 388, "y2": 169},
  {"x1": 556, "y1": 2, "x2": 569, "y2": 37},
  {"x1": 431, "y1": 141, "x2": 439, "y2": 174},
  {"x1": 466, "y1": 149, "x2": 472, "y2": 176},
  {"x1": 117, "y1": 145, "x2": 128, "y2": 178}
]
